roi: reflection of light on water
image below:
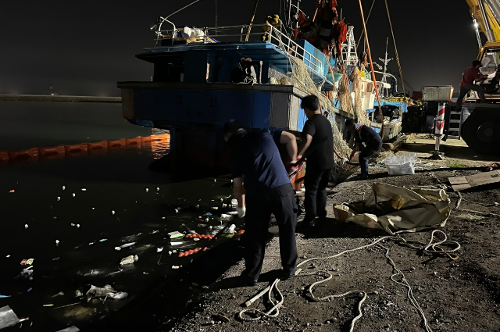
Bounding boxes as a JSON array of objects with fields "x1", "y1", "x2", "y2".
[{"x1": 150, "y1": 129, "x2": 170, "y2": 160}]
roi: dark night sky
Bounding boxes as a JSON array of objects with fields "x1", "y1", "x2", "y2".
[{"x1": 0, "y1": 0, "x2": 479, "y2": 96}]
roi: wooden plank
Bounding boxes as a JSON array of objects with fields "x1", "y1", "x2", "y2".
[{"x1": 449, "y1": 170, "x2": 500, "y2": 191}]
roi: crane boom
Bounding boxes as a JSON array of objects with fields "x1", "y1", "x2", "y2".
[{"x1": 466, "y1": 0, "x2": 500, "y2": 42}]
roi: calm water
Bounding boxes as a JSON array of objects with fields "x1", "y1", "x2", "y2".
[{"x1": 0, "y1": 101, "x2": 237, "y2": 331}]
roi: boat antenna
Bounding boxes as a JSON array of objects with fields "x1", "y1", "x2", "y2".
[
  {"x1": 152, "y1": 0, "x2": 204, "y2": 37},
  {"x1": 384, "y1": 0, "x2": 406, "y2": 96},
  {"x1": 215, "y1": 0, "x2": 218, "y2": 33},
  {"x1": 165, "y1": 0, "x2": 203, "y2": 19}
]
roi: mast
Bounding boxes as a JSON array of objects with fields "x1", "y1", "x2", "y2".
[
  {"x1": 379, "y1": 37, "x2": 393, "y2": 97},
  {"x1": 357, "y1": 0, "x2": 384, "y2": 124},
  {"x1": 245, "y1": 0, "x2": 260, "y2": 42}
]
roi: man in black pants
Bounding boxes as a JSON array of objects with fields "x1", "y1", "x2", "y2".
[
  {"x1": 345, "y1": 119, "x2": 382, "y2": 179},
  {"x1": 223, "y1": 120, "x2": 298, "y2": 286},
  {"x1": 297, "y1": 95, "x2": 334, "y2": 230}
]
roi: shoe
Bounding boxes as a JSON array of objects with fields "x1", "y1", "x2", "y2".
[
  {"x1": 317, "y1": 210, "x2": 327, "y2": 219},
  {"x1": 280, "y1": 267, "x2": 297, "y2": 280},
  {"x1": 296, "y1": 220, "x2": 315, "y2": 232},
  {"x1": 240, "y1": 272, "x2": 257, "y2": 286}
]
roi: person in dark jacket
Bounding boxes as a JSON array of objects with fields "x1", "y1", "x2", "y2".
[
  {"x1": 345, "y1": 119, "x2": 382, "y2": 179},
  {"x1": 224, "y1": 120, "x2": 298, "y2": 286},
  {"x1": 297, "y1": 95, "x2": 334, "y2": 229}
]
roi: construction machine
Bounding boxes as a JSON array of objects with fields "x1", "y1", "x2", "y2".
[{"x1": 457, "y1": 0, "x2": 500, "y2": 154}]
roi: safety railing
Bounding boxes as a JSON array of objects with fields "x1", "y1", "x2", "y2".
[{"x1": 153, "y1": 23, "x2": 324, "y2": 78}]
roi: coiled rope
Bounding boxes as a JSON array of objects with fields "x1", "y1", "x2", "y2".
[{"x1": 238, "y1": 230, "x2": 460, "y2": 332}]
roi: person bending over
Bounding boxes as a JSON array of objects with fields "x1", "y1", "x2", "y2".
[
  {"x1": 345, "y1": 119, "x2": 382, "y2": 179},
  {"x1": 224, "y1": 120, "x2": 298, "y2": 286}
]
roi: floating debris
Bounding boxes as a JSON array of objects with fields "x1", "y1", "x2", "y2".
[
  {"x1": 111, "y1": 210, "x2": 115, "y2": 215},
  {"x1": 81, "y1": 188, "x2": 87, "y2": 192},
  {"x1": 24, "y1": 224, "x2": 28, "y2": 229},
  {"x1": 86, "y1": 284, "x2": 128, "y2": 301},
  {"x1": 57, "y1": 197, "x2": 61, "y2": 201},
  {"x1": 120, "y1": 255, "x2": 138, "y2": 266},
  {"x1": 168, "y1": 231, "x2": 185, "y2": 239},
  {"x1": 20, "y1": 258, "x2": 34, "y2": 266},
  {"x1": 72, "y1": 193, "x2": 76, "y2": 197},
  {"x1": 55, "y1": 240, "x2": 60, "y2": 246},
  {"x1": 145, "y1": 188, "x2": 149, "y2": 192},
  {"x1": 62, "y1": 186, "x2": 66, "y2": 190}
]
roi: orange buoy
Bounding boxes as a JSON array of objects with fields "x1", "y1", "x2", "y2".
[
  {"x1": 0, "y1": 151, "x2": 9, "y2": 162},
  {"x1": 39, "y1": 146, "x2": 65, "y2": 159},
  {"x1": 107, "y1": 138, "x2": 126, "y2": 149},
  {"x1": 88, "y1": 140, "x2": 109, "y2": 152},
  {"x1": 125, "y1": 136, "x2": 142, "y2": 148},
  {"x1": 8, "y1": 148, "x2": 39, "y2": 162},
  {"x1": 64, "y1": 143, "x2": 89, "y2": 155},
  {"x1": 178, "y1": 252, "x2": 185, "y2": 257}
]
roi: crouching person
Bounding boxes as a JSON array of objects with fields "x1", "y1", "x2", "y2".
[{"x1": 345, "y1": 119, "x2": 382, "y2": 179}]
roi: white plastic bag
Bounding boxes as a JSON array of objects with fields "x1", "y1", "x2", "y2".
[{"x1": 383, "y1": 153, "x2": 417, "y2": 176}]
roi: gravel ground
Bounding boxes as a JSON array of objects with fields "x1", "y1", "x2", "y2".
[{"x1": 164, "y1": 157, "x2": 500, "y2": 332}]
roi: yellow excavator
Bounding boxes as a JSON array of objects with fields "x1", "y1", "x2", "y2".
[{"x1": 459, "y1": 0, "x2": 500, "y2": 154}]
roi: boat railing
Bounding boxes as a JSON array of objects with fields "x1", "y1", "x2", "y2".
[{"x1": 154, "y1": 23, "x2": 324, "y2": 78}]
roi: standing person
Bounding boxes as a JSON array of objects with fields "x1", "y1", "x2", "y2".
[
  {"x1": 223, "y1": 120, "x2": 298, "y2": 286},
  {"x1": 297, "y1": 95, "x2": 334, "y2": 230},
  {"x1": 345, "y1": 119, "x2": 382, "y2": 179},
  {"x1": 456, "y1": 60, "x2": 487, "y2": 111}
]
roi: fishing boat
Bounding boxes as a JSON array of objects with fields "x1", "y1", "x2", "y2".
[{"x1": 117, "y1": 0, "x2": 408, "y2": 176}]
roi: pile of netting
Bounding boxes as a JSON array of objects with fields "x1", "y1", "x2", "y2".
[{"x1": 275, "y1": 39, "x2": 371, "y2": 176}]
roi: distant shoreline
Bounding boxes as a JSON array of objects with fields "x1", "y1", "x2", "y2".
[{"x1": 0, "y1": 94, "x2": 121, "y2": 103}]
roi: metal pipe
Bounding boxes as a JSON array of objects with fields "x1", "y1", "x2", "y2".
[
  {"x1": 478, "y1": 0, "x2": 496, "y2": 42},
  {"x1": 485, "y1": 0, "x2": 500, "y2": 26}
]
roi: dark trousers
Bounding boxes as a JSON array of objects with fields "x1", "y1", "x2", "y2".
[
  {"x1": 359, "y1": 142, "x2": 382, "y2": 175},
  {"x1": 456, "y1": 85, "x2": 486, "y2": 111},
  {"x1": 304, "y1": 168, "x2": 331, "y2": 224},
  {"x1": 243, "y1": 184, "x2": 298, "y2": 282}
]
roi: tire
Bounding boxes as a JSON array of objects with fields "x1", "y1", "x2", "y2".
[{"x1": 461, "y1": 107, "x2": 500, "y2": 155}]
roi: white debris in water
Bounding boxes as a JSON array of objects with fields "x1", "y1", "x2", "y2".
[
  {"x1": 92, "y1": 207, "x2": 95, "y2": 210},
  {"x1": 6, "y1": 255, "x2": 11, "y2": 258},
  {"x1": 157, "y1": 247, "x2": 164, "y2": 253},
  {"x1": 76, "y1": 224, "x2": 80, "y2": 228},
  {"x1": 25, "y1": 224, "x2": 28, "y2": 229},
  {"x1": 145, "y1": 188, "x2": 149, "y2": 192},
  {"x1": 81, "y1": 188, "x2": 87, "y2": 192},
  {"x1": 161, "y1": 216, "x2": 166, "y2": 220},
  {"x1": 62, "y1": 186, "x2": 66, "y2": 190},
  {"x1": 172, "y1": 265, "x2": 180, "y2": 269},
  {"x1": 55, "y1": 240, "x2": 60, "y2": 246},
  {"x1": 120, "y1": 255, "x2": 138, "y2": 266},
  {"x1": 156, "y1": 187, "x2": 160, "y2": 191},
  {"x1": 57, "y1": 197, "x2": 60, "y2": 201},
  {"x1": 115, "y1": 247, "x2": 121, "y2": 251},
  {"x1": 111, "y1": 210, "x2": 115, "y2": 215},
  {"x1": 72, "y1": 193, "x2": 76, "y2": 197}
]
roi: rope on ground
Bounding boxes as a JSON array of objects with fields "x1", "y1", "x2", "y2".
[
  {"x1": 238, "y1": 278, "x2": 284, "y2": 320},
  {"x1": 238, "y1": 230, "x2": 460, "y2": 332},
  {"x1": 380, "y1": 244, "x2": 433, "y2": 332}
]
